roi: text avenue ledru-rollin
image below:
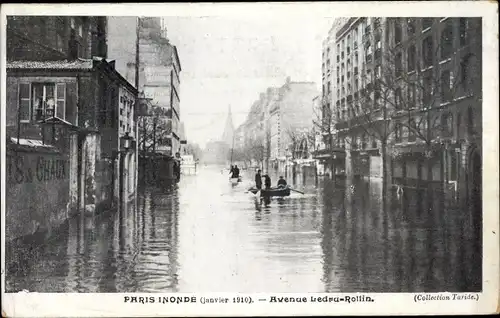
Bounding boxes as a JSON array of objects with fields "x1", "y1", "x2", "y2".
[{"x1": 123, "y1": 295, "x2": 375, "y2": 304}]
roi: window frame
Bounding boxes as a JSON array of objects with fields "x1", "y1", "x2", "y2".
[{"x1": 18, "y1": 82, "x2": 67, "y2": 123}]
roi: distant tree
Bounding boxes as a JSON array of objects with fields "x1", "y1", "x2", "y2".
[
  {"x1": 138, "y1": 105, "x2": 172, "y2": 155},
  {"x1": 185, "y1": 142, "x2": 203, "y2": 161}
]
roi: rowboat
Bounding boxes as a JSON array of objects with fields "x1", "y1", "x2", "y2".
[{"x1": 249, "y1": 186, "x2": 291, "y2": 197}]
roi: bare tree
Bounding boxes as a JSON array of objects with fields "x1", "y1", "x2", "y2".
[
  {"x1": 349, "y1": 17, "x2": 481, "y2": 211},
  {"x1": 312, "y1": 99, "x2": 340, "y2": 179},
  {"x1": 138, "y1": 106, "x2": 172, "y2": 155}
]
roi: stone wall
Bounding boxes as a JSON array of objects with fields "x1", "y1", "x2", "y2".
[{"x1": 5, "y1": 146, "x2": 70, "y2": 242}]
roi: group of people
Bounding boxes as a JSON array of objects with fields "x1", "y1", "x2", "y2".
[
  {"x1": 254, "y1": 169, "x2": 287, "y2": 190},
  {"x1": 229, "y1": 165, "x2": 240, "y2": 179}
]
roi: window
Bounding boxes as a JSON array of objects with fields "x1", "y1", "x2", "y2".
[
  {"x1": 341, "y1": 51, "x2": 344, "y2": 59},
  {"x1": 78, "y1": 24, "x2": 83, "y2": 37},
  {"x1": 408, "y1": 118, "x2": 417, "y2": 141},
  {"x1": 395, "y1": 123, "x2": 402, "y2": 142},
  {"x1": 441, "y1": 112, "x2": 453, "y2": 137},
  {"x1": 440, "y1": 70, "x2": 452, "y2": 102},
  {"x1": 354, "y1": 66, "x2": 359, "y2": 75},
  {"x1": 407, "y1": 83, "x2": 416, "y2": 109},
  {"x1": 395, "y1": 52, "x2": 403, "y2": 77},
  {"x1": 423, "y1": 70, "x2": 434, "y2": 106},
  {"x1": 467, "y1": 106, "x2": 474, "y2": 135},
  {"x1": 407, "y1": 18, "x2": 416, "y2": 34},
  {"x1": 337, "y1": 55, "x2": 340, "y2": 62},
  {"x1": 19, "y1": 82, "x2": 66, "y2": 122},
  {"x1": 441, "y1": 22, "x2": 453, "y2": 60},
  {"x1": 395, "y1": 87, "x2": 402, "y2": 109},
  {"x1": 70, "y1": 17, "x2": 75, "y2": 29},
  {"x1": 407, "y1": 44, "x2": 416, "y2": 72},
  {"x1": 355, "y1": 79, "x2": 359, "y2": 90},
  {"x1": 460, "y1": 55, "x2": 471, "y2": 91},
  {"x1": 395, "y1": 22, "x2": 402, "y2": 44},
  {"x1": 422, "y1": 35, "x2": 434, "y2": 67},
  {"x1": 327, "y1": 81, "x2": 331, "y2": 94},
  {"x1": 375, "y1": 65, "x2": 381, "y2": 79},
  {"x1": 459, "y1": 18, "x2": 469, "y2": 47},
  {"x1": 374, "y1": 89, "x2": 381, "y2": 108},
  {"x1": 456, "y1": 112, "x2": 462, "y2": 139},
  {"x1": 422, "y1": 18, "x2": 433, "y2": 30}
]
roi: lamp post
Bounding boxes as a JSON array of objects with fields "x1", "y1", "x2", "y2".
[{"x1": 119, "y1": 132, "x2": 134, "y2": 206}]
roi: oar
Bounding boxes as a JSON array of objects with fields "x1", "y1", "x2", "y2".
[{"x1": 289, "y1": 188, "x2": 305, "y2": 195}]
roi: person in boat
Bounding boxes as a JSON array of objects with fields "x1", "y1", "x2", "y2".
[
  {"x1": 277, "y1": 176, "x2": 287, "y2": 189},
  {"x1": 264, "y1": 174, "x2": 272, "y2": 190},
  {"x1": 255, "y1": 169, "x2": 262, "y2": 190}
]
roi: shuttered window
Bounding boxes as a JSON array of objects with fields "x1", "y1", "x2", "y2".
[
  {"x1": 18, "y1": 83, "x2": 31, "y2": 122},
  {"x1": 17, "y1": 82, "x2": 67, "y2": 122}
]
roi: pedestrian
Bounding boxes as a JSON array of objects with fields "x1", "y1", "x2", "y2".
[
  {"x1": 255, "y1": 169, "x2": 262, "y2": 190},
  {"x1": 264, "y1": 174, "x2": 271, "y2": 189},
  {"x1": 234, "y1": 165, "x2": 240, "y2": 178},
  {"x1": 277, "y1": 176, "x2": 287, "y2": 188}
]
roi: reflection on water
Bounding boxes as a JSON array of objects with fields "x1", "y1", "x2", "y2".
[{"x1": 6, "y1": 166, "x2": 481, "y2": 292}]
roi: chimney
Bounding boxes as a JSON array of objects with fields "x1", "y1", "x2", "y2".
[
  {"x1": 108, "y1": 60, "x2": 116, "y2": 69},
  {"x1": 68, "y1": 29, "x2": 79, "y2": 60}
]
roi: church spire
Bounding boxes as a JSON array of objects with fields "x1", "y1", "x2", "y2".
[{"x1": 221, "y1": 105, "x2": 235, "y2": 146}]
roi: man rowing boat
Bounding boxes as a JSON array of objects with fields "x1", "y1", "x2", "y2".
[{"x1": 277, "y1": 176, "x2": 287, "y2": 189}]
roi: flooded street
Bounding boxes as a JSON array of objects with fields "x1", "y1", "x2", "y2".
[{"x1": 6, "y1": 165, "x2": 481, "y2": 293}]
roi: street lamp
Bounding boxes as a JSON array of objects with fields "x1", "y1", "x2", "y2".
[{"x1": 120, "y1": 132, "x2": 133, "y2": 152}]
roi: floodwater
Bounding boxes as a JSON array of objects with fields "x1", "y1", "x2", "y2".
[{"x1": 5, "y1": 165, "x2": 481, "y2": 293}]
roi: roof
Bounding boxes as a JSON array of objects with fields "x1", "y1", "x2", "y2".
[
  {"x1": 6, "y1": 59, "x2": 94, "y2": 70},
  {"x1": 39, "y1": 116, "x2": 80, "y2": 129},
  {"x1": 7, "y1": 58, "x2": 138, "y2": 95}
]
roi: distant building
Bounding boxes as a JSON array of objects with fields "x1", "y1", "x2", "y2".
[
  {"x1": 267, "y1": 77, "x2": 319, "y2": 170},
  {"x1": 324, "y1": 17, "x2": 482, "y2": 211},
  {"x1": 107, "y1": 17, "x2": 182, "y2": 157},
  {"x1": 221, "y1": 105, "x2": 235, "y2": 147}
]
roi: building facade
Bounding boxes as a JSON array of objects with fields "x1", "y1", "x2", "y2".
[
  {"x1": 107, "y1": 17, "x2": 182, "y2": 157},
  {"x1": 324, "y1": 17, "x2": 481, "y2": 212},
  {"x1": 5, "y1": 16, "x2": 138, "y2": 243}
]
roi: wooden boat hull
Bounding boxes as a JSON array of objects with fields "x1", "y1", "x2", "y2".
[{"x1": 249, "y1": 187, "x2": 291, "y2": 197}]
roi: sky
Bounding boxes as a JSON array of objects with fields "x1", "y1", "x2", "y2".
[{"x1": 162, "y1": 15, "x2": 334, "y2": 149}]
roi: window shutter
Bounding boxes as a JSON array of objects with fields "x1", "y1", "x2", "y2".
[
  {"x1": 66, "y1": 82, "x2": 77, "y2": 125},
  {"x1": 18, "y1": 83, "x2": 31, "y2": 122},
  {"x1": 56, "y1": 83, "x2": 66, "y2": 119}
]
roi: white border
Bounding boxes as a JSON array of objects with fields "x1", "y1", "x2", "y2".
[{"x1": 1, "y1": 2, "x2": 499, "y2": 317}]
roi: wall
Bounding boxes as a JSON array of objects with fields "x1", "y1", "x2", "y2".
[
  {"x1": 6, "y1": 147, "x2": 70, "y2": 242},
  {"x1": 107, "y1": 16, "x2": 138, "y2": 87}
]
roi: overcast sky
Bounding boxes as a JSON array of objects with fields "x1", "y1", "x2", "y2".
[{"x1": 163, "y1": 15, "x2": 334, "y2": 148}]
